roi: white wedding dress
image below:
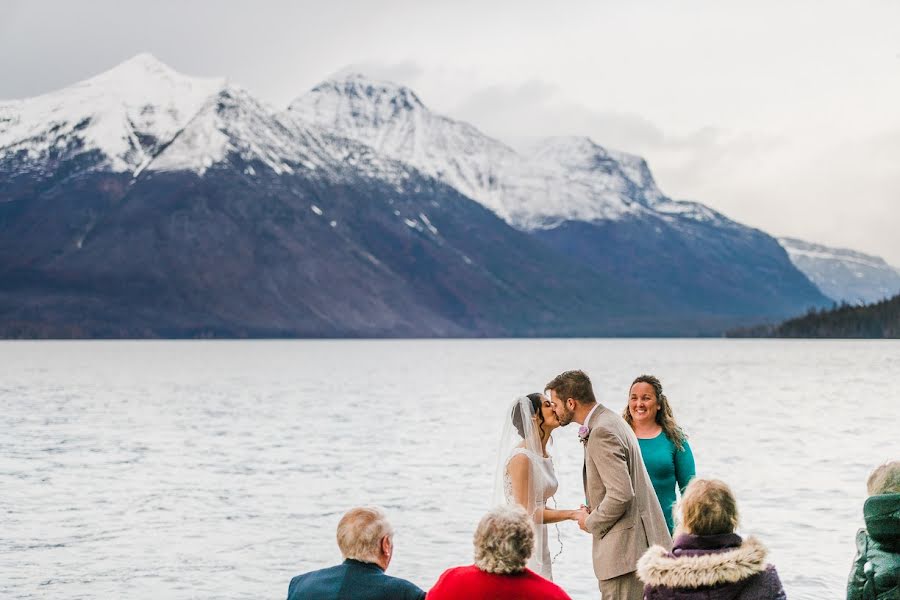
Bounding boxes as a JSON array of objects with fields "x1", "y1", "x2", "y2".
[{"x1": 503, "y1": 447, "x2": 559, "y2": 580}]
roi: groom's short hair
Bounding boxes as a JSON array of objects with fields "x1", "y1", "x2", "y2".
[{"x1": 545, "y1": 369, "x2": 596, "y2": 405}]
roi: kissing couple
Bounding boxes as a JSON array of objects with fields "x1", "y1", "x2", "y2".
[{"x1": 494, "y1": 369, "x2": 672, "y2": 599}]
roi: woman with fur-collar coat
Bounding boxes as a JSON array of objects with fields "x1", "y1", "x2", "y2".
[{"x1": 637, "y1": 479, "x2": 787, "y2": 600}]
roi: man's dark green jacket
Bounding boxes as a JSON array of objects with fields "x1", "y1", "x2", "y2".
[{"x1": 847, "y1": 493, "x2": 899, "y2": 600}]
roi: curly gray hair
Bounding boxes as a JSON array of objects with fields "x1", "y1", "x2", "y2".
[{"x1": 473, "y1": 505, "x2": 534, "y2": 574}]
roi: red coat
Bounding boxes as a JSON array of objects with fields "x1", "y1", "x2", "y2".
[{"x1": 426, "y1": 565, "x2": 571, "y2": 600}]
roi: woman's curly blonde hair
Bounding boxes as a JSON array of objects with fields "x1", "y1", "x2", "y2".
[
  {"x1": 622, "y1": 374, "x2": 688, "y2": 451},
  {"x1": 473, "y1": 505, "x2": 534, "y2": 575}
]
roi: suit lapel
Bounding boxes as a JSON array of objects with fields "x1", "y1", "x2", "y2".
[
  {"x1": 582, "y1": 446, "x2": 588, "y2": 499},
  {"x1": 582, "y1": 404, "x2": 605, "y2": 505}
]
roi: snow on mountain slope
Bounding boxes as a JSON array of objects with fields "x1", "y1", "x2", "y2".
[
  {"x1": 0, "y1": 61, "x2": 743, "y2": 233},
  {"x1": 0, "y1": 56, "x2": 417, "y2": 189},
  {"x1": 287, "y1": 74, "x2": 734, "y2": 230},
  {"x1": 0, "y1": 53, "x2": 224, "y2": 175},
  {"x1": 148, "y1": 84, "x2": 423, "y2": 193},
  {"x1": 779, "y1": 237, "x2": 900, "y2": 304},
  {"x1": 147, "y1": 85, "x2": 325, "y2": 177},
  {"x1": 287, "y1": 74, "x2": 522, "y2": 212}
]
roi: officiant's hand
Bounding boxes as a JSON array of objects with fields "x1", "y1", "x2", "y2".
[{"x1": 576, "y1": 506, "x2": 590, "y2": 532}]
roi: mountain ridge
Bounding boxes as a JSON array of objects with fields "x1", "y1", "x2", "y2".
[
  {"x1": 778, "y1": 237, "x2": 900, "y2": 304},
  {"x1": 288, "y1": 70, "x2": 828, "y2": 319},
  {"x1": 0, "y1": 55, "x2": 835, "y2": 337}
]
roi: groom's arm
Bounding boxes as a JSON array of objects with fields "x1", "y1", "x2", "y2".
[{"x1": 584, "y1": 427, "x2": 634, "y2": 537}]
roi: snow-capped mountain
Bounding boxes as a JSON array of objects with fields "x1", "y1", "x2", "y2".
[
  {"x1": 147, "y1": 85, "x2": 329, "y2": 177},
  {"x1": 779, "y1": 237, "x2": 900, "y2": 304},
  {"x1": 288, "y1": 74, "x2": 743, "y2": 231},
  {"x1": 0, "y1": 55, "x2": 663, "y2": 338},
  {"x1": 0, "y1": 56, "x2": 831, "y2": 337},
  {"x1": 288, "y1": 73, "x2": 828, "y2": 319},
  {"x1": 288, "y1": 75, "x2": 680, "y2": 228},
  {"x1": 0, "y1": 53, "x2": 224, "y2": 177}
]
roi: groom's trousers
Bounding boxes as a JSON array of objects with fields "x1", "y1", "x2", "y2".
[{"x1": 599, "y1": 570, "x2": 643, "y2": 600}]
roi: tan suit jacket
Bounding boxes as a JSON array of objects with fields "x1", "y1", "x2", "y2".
[{"x1": 582, "y1": 403, "x2": 672, "y2": 581}]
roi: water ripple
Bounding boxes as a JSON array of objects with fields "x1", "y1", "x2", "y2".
[{"x1": 2, "y1": 339, "x2": 898, "y2": 600}]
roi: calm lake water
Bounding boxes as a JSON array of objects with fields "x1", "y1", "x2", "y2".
[{"x1": 2, "y1": 339, "x2": 898, "y2": 599}]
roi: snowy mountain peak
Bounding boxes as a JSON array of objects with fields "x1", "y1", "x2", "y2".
[
  {"x1": 0, "y1": 53, "x2": 224, "y2": 175},
  {"x1": 289, "y1": 72, "x2": 427, "y2": 130},
  {"x1": 530, "y1": 135, "x2": 659, "y2": 189},
  {"x1": 527, "y1": 136, "x2": 612, "y2": 168},
  {"x1": 52, "y1": 53, "x2": 225, "y2": 107},
  {"x1": 780, "y1": 237, "x2": 894, "y2": 268},
  {"x1": 533, "y1": 135, "x2": 607, "y2": 153},
  {"x1": 779, "y1": 237, "x2": 900, "y2": 304},
  {"x1": 287, "y1": 74, "x2": 684, "y2": 228},
  {"x1": 330, "y1": 72, "x2": 425, "y2": 108},
  {"x1": 89, "y1": 53, "x2": 182, "y2": 83},
  {"x1": 147, "y1": 83, "x2": 309, "y2": 177},
  {"x1": 287, "y1": 72, "x2": 521, "y2": 214}
]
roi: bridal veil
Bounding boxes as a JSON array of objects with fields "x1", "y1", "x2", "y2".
[{"x1": 491, "y1": 394, "x2": 556, "y2": 578}]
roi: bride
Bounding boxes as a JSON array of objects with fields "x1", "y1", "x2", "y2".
[{"x1": 493, "y1": 393, "x2": 586, "y2": 580}]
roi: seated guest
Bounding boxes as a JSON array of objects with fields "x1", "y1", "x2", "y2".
[
  {"x1": 637, "y1": 478, "x2": 786, "y2": 600},
  {"x1": 847, "y1": 460, "x2": 899, "y2": 600},
  {"x1": 287, "y1": 506, "x2": 425, "y2": 600},
  {"x1": 426, "y1": 505, "x2": 571, "y2": 600}
]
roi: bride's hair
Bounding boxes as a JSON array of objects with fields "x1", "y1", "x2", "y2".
[{"x1": 511, "y1": 393, "x2": 546, "y2": 440}]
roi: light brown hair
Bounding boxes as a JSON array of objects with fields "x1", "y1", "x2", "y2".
[
  {"x1": 336, "y1": 507, "x2": 393, "y2": 564},
  {"x1": 622, "y1": 374, "x2": 688, "y2": 451},
  {"x1": 545, "y1": 370, "x2": 596, "y2": 405},
  {"x1": 867, "y1": 460, "x2": 900, "y2": 495},
  {"x1": 678, "y1": 478, "x2": 739, "y2": 536}
]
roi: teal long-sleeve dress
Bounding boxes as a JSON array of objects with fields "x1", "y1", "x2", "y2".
[{"x1": 637, "y1": 431, "x2": 695, "y2": 533}]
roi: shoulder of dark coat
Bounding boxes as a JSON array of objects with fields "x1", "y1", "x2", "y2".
[{"x1": 381, "y1": 572, "x2": 425, "y2": 597}]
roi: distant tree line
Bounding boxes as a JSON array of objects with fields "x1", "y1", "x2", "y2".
[{"x1": 727, "y1": 293, "x2": 900, "y2": 338}]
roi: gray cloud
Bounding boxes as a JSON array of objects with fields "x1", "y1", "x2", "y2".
[
  {"x1": 332, "y1": 61, "x2": 426, "y2": 87},
  {"x1": 452, "y1": 81, "x2": 664, "y2": 150}
]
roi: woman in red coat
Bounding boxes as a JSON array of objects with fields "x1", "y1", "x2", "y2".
[{"x1": 426, "y1": 505, "x2": 571, "y2": 600}]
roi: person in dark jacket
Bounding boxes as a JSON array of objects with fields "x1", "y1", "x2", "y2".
[
  {"x1": 847, "y1": 460, "x2": 900, "y2": 600},
  {"x1": 637, "y1": 478, "x2": 787, "y2": 600},
  {"x1": 286, "y1": 506, "x2": 425, "y2": 600}
]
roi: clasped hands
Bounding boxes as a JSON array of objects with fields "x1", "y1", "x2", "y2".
[{"x1": 574, "y1": 505, "x2": 590, "y2": 532}]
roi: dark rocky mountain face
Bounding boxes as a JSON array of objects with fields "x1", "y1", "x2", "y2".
[
  {"x1": 0, "y1": 153, "x2": 674, "y2": 338},
  {"x1": 539, "y1": 212, "x2": 828, "y2": 323}
]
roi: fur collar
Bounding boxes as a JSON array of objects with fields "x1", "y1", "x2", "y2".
[{"x1": 637, "y1": 536, "x2": 769, "y2": 589}]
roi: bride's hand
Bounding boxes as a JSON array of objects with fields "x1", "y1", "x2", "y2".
[{"x1": 571, "y1": 506, "x2": 589, "y2": 521}]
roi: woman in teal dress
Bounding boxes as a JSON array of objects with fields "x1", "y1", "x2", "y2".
[{"x1": 622, "y1": 374, "x2": 695, "y2": 533}]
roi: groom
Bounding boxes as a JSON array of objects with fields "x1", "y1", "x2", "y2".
[{"x1": 547, "y1": 370, "x2": 671, "y2": 599}]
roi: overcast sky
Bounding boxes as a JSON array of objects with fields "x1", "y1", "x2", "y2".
[{"x1": 3, "y1": 0, "x2": 899, "y2": 264}]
